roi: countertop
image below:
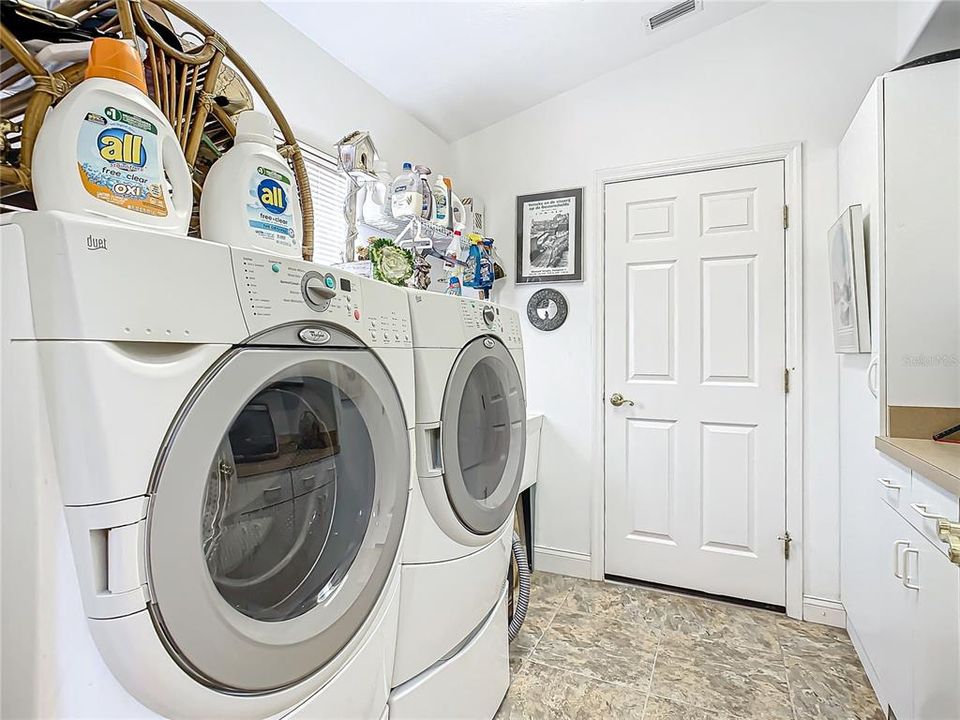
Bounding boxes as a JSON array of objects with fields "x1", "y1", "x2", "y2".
[{"x1": 875, "y1": 436, "x2": 960, "y2": 497}]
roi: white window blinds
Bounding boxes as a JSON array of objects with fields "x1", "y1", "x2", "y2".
[{"x1": 284, "y1": 138, "x2": 349, "y2": 265}]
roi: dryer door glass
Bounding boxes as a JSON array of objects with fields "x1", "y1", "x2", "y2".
[
  {"x1": 441, "y1": 336, "x2": 525, "y2": 535},
  {"x1": 147, "y1": 348, "x2": 409, "y2": 693}
]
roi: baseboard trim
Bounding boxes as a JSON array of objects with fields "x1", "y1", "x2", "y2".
[
  {"x1": 802, "y1": 595, "x2": 846, "y2": 628},
  {"x1": 533, "y1": 545, "x2": 592, "y2": 579}
]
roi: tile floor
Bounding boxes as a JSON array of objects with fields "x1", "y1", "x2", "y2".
[{"x1": 497, "y1": 572, "x2": 883, "y2": 720}]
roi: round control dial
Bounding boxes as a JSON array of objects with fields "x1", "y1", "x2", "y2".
[
  {"x1": 482, "y1": 306, "x2": 497, "y2": 328},
  {"x1": 301, "y1": 271, "x2": 337, "y2": 312}
]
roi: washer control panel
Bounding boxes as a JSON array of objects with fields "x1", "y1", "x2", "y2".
[
  {"x1": 233, "y1": 251, "x2": 363, "y2": 335},
  {"x1": 458, "y1": 298, "x2": 523, "y2": 346}
]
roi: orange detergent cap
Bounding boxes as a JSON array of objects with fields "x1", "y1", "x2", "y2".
[{"x1": 85, "y1": 38, "x2": 147, "y2": 93}]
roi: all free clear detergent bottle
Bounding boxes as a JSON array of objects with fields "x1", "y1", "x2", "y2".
[
  {"x1": 32, "y1": 38, "x2": 192, "y2": 233},
  {"x1": 200, "y1": 110, "x2": 303, "y2": 257}
]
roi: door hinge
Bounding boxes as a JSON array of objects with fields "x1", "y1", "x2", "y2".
[
  {"x1": 778, "y1": 531, "x2": 792, "y2": 560},
  {"x1": 783, "y1": 205, "x2": 789, "y2": 230},
  {"x1": 784, "y1": 368, "x2": 790, "y2": 394}
]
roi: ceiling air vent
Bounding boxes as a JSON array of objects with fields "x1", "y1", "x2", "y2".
[{"x1": 645, "y1": 0, "x2": 703, "y2": 31}]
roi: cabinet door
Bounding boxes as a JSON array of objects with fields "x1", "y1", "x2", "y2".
[
  {"x1": 866, "y1": 498, "x2": 916, "y2": 719},
  {"x1": 902, "y1": 522, "x2": 960, "y2": 720}
]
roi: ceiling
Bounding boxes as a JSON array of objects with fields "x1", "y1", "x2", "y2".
[{"x1": 265, "y1": 1, "x2": 764, "y2": 141}]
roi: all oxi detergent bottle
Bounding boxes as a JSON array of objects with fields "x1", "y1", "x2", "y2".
[
  {"x1": 200, "y1": 110, "x2": 303, "y2": 258},
  {"x1": 32, "y1": 38, "x2": 192, "y2": 233}
]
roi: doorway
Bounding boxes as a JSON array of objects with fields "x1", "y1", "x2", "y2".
[{"x1": 601, "y1": 158, "x2": 793, "y2": 606}]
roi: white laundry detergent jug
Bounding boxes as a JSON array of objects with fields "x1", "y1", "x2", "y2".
[
  {"x1": 200, "y1": 110, "x2": 304, "y2": 258},
  {"x1": 32, "y1": 37, "x2": 192, "y2": 233},
  {"x1": 391, "y1": 162, "x2": 422, "y2": 218},
  {"x1": 431, "y1": 175, "x2": 467, "y2": 232}
]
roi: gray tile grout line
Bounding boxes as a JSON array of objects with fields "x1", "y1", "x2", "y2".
[
  {"x1": 778, "y1": 634, "x2": 801, "y2": 720},
  {"x1": 638, "y1": 620, "x2": 663, "y2": 720},
  {"x1": 513, "y1": 581, "x2": 576, "y2": 674}
]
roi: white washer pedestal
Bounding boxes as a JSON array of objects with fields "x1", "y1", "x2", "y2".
[{"x1": 388, "y1": 589, "x2": 509, "y2": 720}]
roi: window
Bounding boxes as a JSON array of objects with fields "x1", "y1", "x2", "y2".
[{"x1": 281, "y1": 135, "x2": 349, "y2": 265}]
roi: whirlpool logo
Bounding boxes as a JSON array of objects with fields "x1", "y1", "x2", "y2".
[{"x1": 299, "y1": 328, "x2": 331, "y2": 345}]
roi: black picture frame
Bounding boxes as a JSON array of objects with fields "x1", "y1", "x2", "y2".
[{"x1": 515, "y1": 187, "x2": 583, "y2": 284}]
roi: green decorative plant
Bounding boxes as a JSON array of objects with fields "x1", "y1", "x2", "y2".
[{"x1": 369, "y1": 237, "x2": 414, "y2": 286}]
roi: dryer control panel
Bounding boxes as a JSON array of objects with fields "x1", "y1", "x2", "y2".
[{"x1": 231, "y1": 250, "x2": 411, "y2": 347}]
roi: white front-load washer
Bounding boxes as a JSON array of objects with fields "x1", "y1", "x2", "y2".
[
  {"x1": 0, "y1": 210, "x2": 415, "y2": 719},
  {"x1": 390, "y1": 290, "x2": 526, "y2": 720}
]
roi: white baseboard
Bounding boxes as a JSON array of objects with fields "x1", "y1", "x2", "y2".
[
  {"x1": 533, "y1": 545, "x2": 592, "y2": 579},
  {"x1": 802, "y1": 595, "x2": 847, "y2": 628}
]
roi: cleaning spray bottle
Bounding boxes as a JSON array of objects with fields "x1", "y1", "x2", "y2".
[
  {"x1": 200, "y1": 110, "x2": 303, "y2": 257},
  {"x1": 32, "y1": 37, "x2": 192, "y2": 233}
]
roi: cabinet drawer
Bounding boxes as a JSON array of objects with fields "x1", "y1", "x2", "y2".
[
  {"x1": 904, "y1": 471, "x2": 960, "y2": 559},
  {"x1": 875, "y1": 453, "x2": 912, "y2": 511}
]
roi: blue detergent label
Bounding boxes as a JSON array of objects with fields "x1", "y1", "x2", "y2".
[
  {"x1": 247, "y1": 166, "x2": 297, "y2": 249},
  {"x1": 77, "y1": 107, "x2": 168, "y2": 217}
]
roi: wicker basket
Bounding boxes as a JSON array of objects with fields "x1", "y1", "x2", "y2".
[{"x1": 0, "y1": 0, "x2": 315, "y2": 260}]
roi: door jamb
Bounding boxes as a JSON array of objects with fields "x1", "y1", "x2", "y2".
[{"x1": 592, "y1": 142, "x2": 804, "y2": 619}]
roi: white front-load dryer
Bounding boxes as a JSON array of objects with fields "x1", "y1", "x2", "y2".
[
  {"x1": 391, "y1": 290, "x2": 526, "y2": 720},
  {"x1": 0, "y1": 211, "x2": 415, "y2": 720}
]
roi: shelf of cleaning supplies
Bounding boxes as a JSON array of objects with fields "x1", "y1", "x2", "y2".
[
  {"x1": 362, "y1": 215, "x2": 456, "y2": 251},
  {"x1": 360, "y1": 214, "x2": 469, "y2": 268}
]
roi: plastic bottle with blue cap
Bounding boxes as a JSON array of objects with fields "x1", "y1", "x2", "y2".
[{"x1": 200, "y1": 110, "x2": 304, "y2": 258}]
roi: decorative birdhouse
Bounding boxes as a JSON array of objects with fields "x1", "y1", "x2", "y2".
[{"x1": 336, "y1": 130, "x2": 378, "y2": 178}]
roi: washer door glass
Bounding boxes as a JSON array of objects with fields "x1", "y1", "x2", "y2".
[
  {"x1": 148, "y1": 348, "x2": 408, "y2": 693},
  {"x1": 440, "y1": 337, "x2": 525, "y2": 535},
  {"x1": 203, "y1": 375, "x2": 370, "y2": 622}
]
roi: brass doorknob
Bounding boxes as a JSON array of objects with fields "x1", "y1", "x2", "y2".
[{"x1": 609, "y1": 392, "x2": 634, "y2": 407}]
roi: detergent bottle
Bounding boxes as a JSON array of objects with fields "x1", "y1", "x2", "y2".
[
  {"x1": 415, "y1": 164, "x2": 433, "y2": 220},
  {"x1": 200, "y1": 110, "x2": 304, "y2": 257},
  {"x1": 32, "y1": 37, "x2": 192, "y2": 233},
  {"x1": 391, "y1": 162, "x2": 421, "y2": 218}
]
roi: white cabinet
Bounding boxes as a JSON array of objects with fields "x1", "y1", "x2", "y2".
[
  {"x1": 840, "y1": 58, "x2": 960, "y2": 720},
  {"x1": 848, "y1": 474, "x2": 960, "y2": 720},
  {"x1": 907, "y1": 515, "x2": 960, "y2": 720}
]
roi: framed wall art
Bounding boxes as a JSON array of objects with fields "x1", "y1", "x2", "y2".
[
  {"x1": 515, "y1": 188, "x2": 583, "y2": 284},
  {"x1": 828, "y1": 204, "x2": 870, "y2": 353}
]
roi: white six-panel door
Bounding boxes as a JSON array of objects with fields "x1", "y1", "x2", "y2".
[{"x1": 603, "y1": 161, "x2": 787, "y2": 606}]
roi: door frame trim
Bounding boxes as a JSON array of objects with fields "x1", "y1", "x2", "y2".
[{"x1": 592, "y1": 142, "x2": 804, "y2": 619}]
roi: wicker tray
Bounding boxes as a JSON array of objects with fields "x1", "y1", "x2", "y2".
[{"x1": 0, "y1": 0, "x2": 315, "y2": 260}]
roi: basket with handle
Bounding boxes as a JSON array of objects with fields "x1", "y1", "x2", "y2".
[{"x1": 0, "y1": 0, "x2": 315, "y2": 260}]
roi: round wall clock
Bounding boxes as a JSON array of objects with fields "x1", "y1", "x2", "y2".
[{"x1": 527, "y1": 288, "x2": 568, "y2": 331}]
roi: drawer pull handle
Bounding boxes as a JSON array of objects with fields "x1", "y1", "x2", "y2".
[
  {"x1": 910, "y1": 502, "x2": 947, "y2": 521},
  {"x1": 902, "y1": 548, "x2": 920, "y2": 590},
  {"x1": 893, "y1": 539, "x2": 910, "y2": 578},
  {"x1": 877, "y1": 477, "x2": 903, "y2": 490}
]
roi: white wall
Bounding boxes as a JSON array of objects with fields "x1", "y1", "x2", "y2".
[
  {"x1": 182, "y1": 1, "x2": 451, "y2": 175},
  {"x1": 452, "y1": 2, "x2": 903, "y2": 601},
  {"x1": 896, "y1": 0, "x2": 942, "y2": 63},
  {"x1": 903, "y1": 0, "x2": 960, "y2": 63}
]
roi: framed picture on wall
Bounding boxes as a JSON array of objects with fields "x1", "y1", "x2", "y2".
[
  {"x1": 515, "y1": 188, "x2": 583, "y2": 284},
  {"x1": 828, "y1": 204, "x2": 870, "y2": 353}
]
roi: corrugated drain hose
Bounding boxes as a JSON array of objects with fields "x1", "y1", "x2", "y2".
[{"x1": 508, "y1": 532, "x2": 530, "y2": 642}]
